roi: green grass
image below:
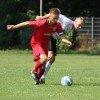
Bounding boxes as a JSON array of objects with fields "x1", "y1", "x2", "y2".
[{"x1": 0, "y1": 51, "x2": 100, "y2": 100}]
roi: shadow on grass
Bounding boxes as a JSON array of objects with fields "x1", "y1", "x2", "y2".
[
  {"x1": 74, "y1": 82, "x2": 100, "y2": 86},
  {"x1": 58, "y1": 50, "x2": 100, "y2": 55},
  {"x1": 42, "y1": 82, "x2": 100, "y2": 87},
  {"x1": 42, "y1": 83, "x2": 61, "y2": 86}
]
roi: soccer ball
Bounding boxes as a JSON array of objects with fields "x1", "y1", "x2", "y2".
[{"x1": 61, "y1": 76, "x2": 73, "y2": 86}]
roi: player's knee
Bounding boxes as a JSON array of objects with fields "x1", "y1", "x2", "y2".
[
  {"x1": 50, "y1": 56, "x2": 55, "y2": 64},
  {"x1": 40, "y1": 54, "x2": 47, "y2": 63},
  {"x1": 51, "y1": 54, "x2": 54, "y2": 59},
  {"x1": 48, "y1": 52, "x2": 54, "y2": 59}
]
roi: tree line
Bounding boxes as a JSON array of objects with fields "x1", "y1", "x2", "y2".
[{"x1": 0, "y1": 0, "x2": 100, "y2": 49}]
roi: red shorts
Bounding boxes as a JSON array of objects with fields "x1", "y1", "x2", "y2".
[{"x1": 31, "y1": 44, "x2": 48, "y2": 62}]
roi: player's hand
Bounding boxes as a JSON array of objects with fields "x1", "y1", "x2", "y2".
[
  {"x1": 7, "y1": 25, "x2": 16, "y2": 30},
  {"x1": 67, "y1": 41, "x2": 72, "y2": 47},
  {"x1": 35, "y1": 16, "x2": 43, "y2": 20}
]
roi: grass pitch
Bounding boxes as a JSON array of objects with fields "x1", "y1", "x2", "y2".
[{"x1": 0, "y1": 51, "x2": 100, "y2": 100}]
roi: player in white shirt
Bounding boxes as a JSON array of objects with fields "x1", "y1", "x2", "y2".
[{"x1": 36, "y1": 14, "x2": 84, "y2": 84}]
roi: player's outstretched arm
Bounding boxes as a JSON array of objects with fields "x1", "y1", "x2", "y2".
[
  {"x1": 60, "y1": 35, "x2": 72, "y2": 47},
  {"x1": 7, "y1": 21, "x2": 30, "y2": 30}
]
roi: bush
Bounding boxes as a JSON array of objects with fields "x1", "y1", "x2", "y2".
[{"x1": 57, "y1": 30, "x2": 79, "y2": 51}]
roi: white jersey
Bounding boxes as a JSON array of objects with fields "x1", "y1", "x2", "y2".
[
  {"x1": 52, "y1": 14, "x2": 74, "y2": 39},
  {"x1": 59, "y1": 14, "x2": 73, "y2": 32}
]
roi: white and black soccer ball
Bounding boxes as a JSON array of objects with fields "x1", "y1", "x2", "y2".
[{"x1": 61, "y1": 76, "x2": 73, "y2": 86}]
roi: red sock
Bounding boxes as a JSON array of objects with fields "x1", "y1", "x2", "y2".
[
  {"x1": 38, "y1": 67, "x2": 45, "y2": 79},
  {"x1": 33, "y1": 59, "x2": 43, "y2": 72}
]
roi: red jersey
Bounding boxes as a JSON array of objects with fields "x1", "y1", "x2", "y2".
[{"x1": 29, "y1": 19, "x2": 63, "y2": 49}]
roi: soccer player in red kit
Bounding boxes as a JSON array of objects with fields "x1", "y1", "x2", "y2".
[{"x1": 7, "y1": 8, "x2": 72, "y2": 85}]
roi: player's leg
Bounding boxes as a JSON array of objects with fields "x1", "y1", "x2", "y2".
[
  {"x1": 40, "y1": 37, "x2": 57, "y2": 83},
  {"x1": 31, "y1": 45, "x2": 47, "y2": 85},
  {"x1": 38, "y1": 66, "x2": 45, "y2": 79},
  {"x1": 41, "y1": 51, "x2": 55, "y2": 79},
  {"x1": 39, "y1": 51, "x2": 55, "y2": 84},
  {"x1": 32, "y1": 54, "x2": 47, "y2": 85},
  {"x1": 33, "y1": 54, "x2": 47, "y2": 72}
]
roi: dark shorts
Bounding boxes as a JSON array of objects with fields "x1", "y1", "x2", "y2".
[{"x1": 48, "y1": 36, "x2": 57, "y2": 56}]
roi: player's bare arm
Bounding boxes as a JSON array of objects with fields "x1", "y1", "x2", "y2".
[
  {"x1": 60, "y1": 35, "x2": 72, "y2": 46},
  {"x1": 7, "y1": 21, "x2": 30, "y2": 30}
]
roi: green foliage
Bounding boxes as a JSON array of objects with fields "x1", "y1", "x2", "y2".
[
  {"x1": 19, "y1": 26, "x2": 34, "y2": 49},
  {"x1": 19, "y1": 10, "x2": 36, "y2": 49},
  {"x1": 0, "y1": 0, "x2": 36, "y2": 49},
  {"x1": 0, "y1": 0, "x2": 100, "y2": 49},
  {"x1": 26, "y1": 10, "x2": 36, "y2": 20},
  {"x1": 57, "y1": 30, "x2": 79, "y2": 51}
]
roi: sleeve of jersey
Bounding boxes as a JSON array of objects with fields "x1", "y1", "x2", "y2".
[
  {"x1": 29, "y1": 20, "x2": 45, "y2": 28},
  {"x1": 58, "y1": 31, "x2": 64, "y2": 36},
  {"x1": 56, "y1": 23, "x2": 64, "y2": 36}
]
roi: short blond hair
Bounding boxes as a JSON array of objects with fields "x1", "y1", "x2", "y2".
[
  {"x1": 75, "y1": 16, "x2": 85, "y2": 24},
  {"x1": 49, "y1": 8, "x2": 61, "y2": 15}
]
